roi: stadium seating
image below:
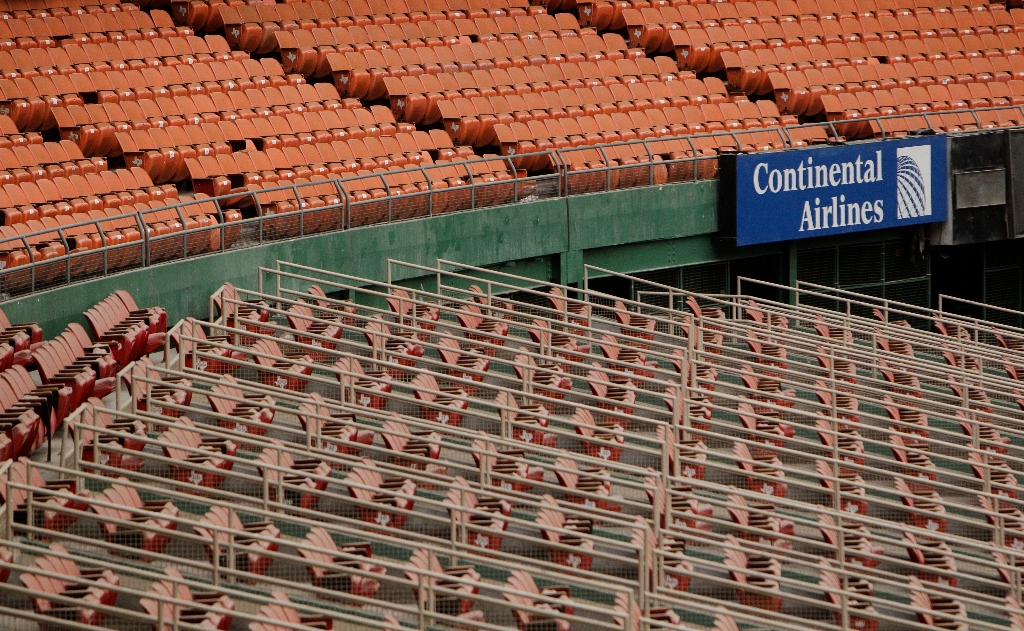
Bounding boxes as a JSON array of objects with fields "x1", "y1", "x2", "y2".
[
  {"x1": 3, "y1": 255, "x2": 1024, "y2": 629},
  {"x1": 19, "y1": 543, "x2": 120, "y2": 627},
  {"x1": 64, "y1": 256, "x2": 1015, "y2": 631},
  {"x1": 141, "y1": 567, "x2": 235, "y2": 631},
  {"x1": 90, "y1": 477, "x2": 179, "y2": 553},
  {"x1": 4, "y1": 0, "x2": 1024, "y2": 622},
  {"x1": 298, "y1": 526, "x2": 384, "y2": 598},
  {"x1": 2, "y1": 0, "x2": 1024, "y2": 295}
]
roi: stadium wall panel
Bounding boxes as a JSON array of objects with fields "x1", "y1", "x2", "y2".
[
  {"x1": 1, "y1": 181, "x2": 720, "y2": 333},
  {"x1": 566, "y1": 180, "x2": 718, "y2": 251}
]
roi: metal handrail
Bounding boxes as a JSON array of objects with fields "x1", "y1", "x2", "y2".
[
  {"x1": 183, "y1": 277, "x2": 1024, "y2": 554},
  {"x1": 10, "y1": 258, "x2": 1024, "y2": 629},
  {"x1": 3, "y1": 106, "x2": 1022, "y2": 300},
  {"x1": 61, "y1": 393, "x2": 1024, "y2": 631}
]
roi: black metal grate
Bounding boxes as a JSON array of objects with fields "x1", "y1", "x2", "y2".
[
  {"x1": 633, "y1": 267, "x2": 681, "y2": 289},
  {"x1": 680, "y1": 262, "x2": 729, "y2": 295},
  {"x1": 797, "y1": 248, "x2": 836, "y2": 286},
  {"x1": 797, "y1": 248, "x2": 839, "y2": 311},
  {"x1": 884, "y1": 240, "x2": 927, "y2": 282},
  {"x1": 798, "y1": 240, "x2": 930, "y2": 318},
  {"x1": 984, "y1": 267, "x2": 1021, "y2": 327},
  {"x1": 631, "y1": 268, "x2": 681, "y2": 308},
  {"x1": 838, "y1": 243, "x2": 883, "y2": 287}
]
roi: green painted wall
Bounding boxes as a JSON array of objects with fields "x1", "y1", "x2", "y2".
[
  {"x1": 2, "y1": 196, "x2": 573, "y2": 335},
  {"x1": 0, "y1": 178, "x2": 928, "y2": 337},
  {"x1": 567, "y1": 181, "x2": 717, "y2": 251}
]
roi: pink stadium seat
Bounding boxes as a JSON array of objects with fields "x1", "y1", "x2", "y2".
[
  {"x1": 90, "y1": 478, "x2": 178, "y2": 554},
  {"x1": 298, "y1": 526, "x2": 384, "y2": 598},
  {"x1": 141, "y1": 567, "x2": 235, "y2": 631}
]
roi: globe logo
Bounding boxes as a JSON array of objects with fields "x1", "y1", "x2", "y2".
[{"x1": 896, "y1": 145, "x2": 932, "y2": 219}]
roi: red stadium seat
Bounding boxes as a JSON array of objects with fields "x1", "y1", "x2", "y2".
[
  {"x1": 444, "y1": 476, "x2": 511, "y2": 551},
  {"x1": 141, "y1": 567, "x2": 235, "y2": 631},
  {"x1": 161, "y1": 416, "x2": 237, "y2": 488},
  {"x1": 208, "y1": 374, "x2": 275, "y2": 434},
  {"x1": 345, "y1": 458, "x2": 417, "y2": 529},
  {"x1": 90, "y1": 478, "x2": 178, "y2": 554},
  {"x1": 20, "y1": 543, "x2": 120, "y2": 627},
  {"x1": 195, "y1": 505, "x2": 280, "y2": 576},
  {"x1": 536, "y1": 494, "x2": 595, "y2": 570}
]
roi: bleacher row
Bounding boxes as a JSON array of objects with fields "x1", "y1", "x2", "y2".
[
  {"x1": 2, "y1": 0, "x2": 1024, "y2": 297},
  {"x1": 0, "y1": 258, "x2": 1023, "y2": 629}
]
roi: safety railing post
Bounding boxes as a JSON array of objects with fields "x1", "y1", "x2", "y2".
[
  {"x1": 133, "y1": 210, "x2": 147, "y2": 269},
  {"x1": 253, "y1": 194, "x2": 264, "y2": 245},
  {"x1": 413, "y1": 165, "x2": 430, "y2": 219},
  {"x1": 552, "y1": 148, "x2": 566, "y2": 196},
  {"x1": 449, "y1": 493, "x2": 458, "y2": 555},
  {"x1": 382, "y1": 174, "x2": 393, "y2": 223},
  {"x1": 207, "y1": 197, "x2": 224, "y2": 253},
  {"x1": 685, "y1": 137, "x2": 698, "y2": 182},
  {"x1": 171, "y1": 575, "x2": 181, "y2": 631},
  {"x1": 598, "y1": 145, "x2": 611, "y2": 191},
  {"x1": 509, "y1": 157, "x2": 520, "y2": 203},
  {"x1": 227, "y1": 509, "x2": 236, "y2": 584},
  {"x1": 276, "y1": 447, "x2": 284, "y2": 511},
  {"x1": 57, "y1": 227, "x2": 71, "y2": 287},
  {"x1": 211, "y1": 524, "x2": 220, "y2": 587},
  {"x1": 416, "y1": 571, "x2": 427, "y2": 629},
  {"x1": 296, "y1": 184, "x2": 305, "y2": 237},
  {"x1": 644, "y1": 140, "x2": 655, "y2": 186},
  {"x1": 826, "y1": 120, "x2": 840, "y2": 143},
  {"x1": 157, "y1": 579, "x2": 167, "y2": 631},
  {"x1": 24, "y1": 237, "x2": 34, "y2": 294},
  {"x1": 169, "y1": 205, "x2": 184, "y2": 259}
]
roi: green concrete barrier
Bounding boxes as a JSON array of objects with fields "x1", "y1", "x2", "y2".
[{"x1": 1, "y1": 181, "x2": 719, "y2": 336}]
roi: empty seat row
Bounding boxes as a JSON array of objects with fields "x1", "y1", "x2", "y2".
[
  {"x1": 49, "y1": 86, "x2": 356, "y2": 156},
  {"x1": 178, "y1": 0, "x2": 543, "y2": 34},
  {"x1": 0, "y1": 35, "x2": 248, "y2": 93},
  {"x1": 440, "y1": 92, "x2": 795, "y2": 146},
  {"x1": 490, "y1": 105, "x2": 798, "y2": 165},
  {"x1": 38, "y1": 77, "x2": 334, "y2": 122},
  {"x1": 0, "y1": 36, "x2": 251, "y2": 132},
  {"x1": 0, "y1": 167, "x2": 176, "y2": 225},
  {"x1": 0, "y1": 59, "x2": 300, "y2": 110},
  {"x1": 671, "y1": 24, "x2": 1024, "y2": 74},
  {"x1": 319, "y1": 32, "x2": 642, "y2": 94},
  {"x1": 275, "y1": 20, "x2": 609, "y2": 77},
  {"x1": 628, "y1": 8, "x2": 1015, "y2": 56},
  {"x1": 771, "y1": 67, "x2": 1024, "y2": 115},
  {"x1": 822, "y1": 85, "x2": 1024, "y2": 137},
  {"x1": 226, "y1": 10, "x2": 583, "y2": 55},
  {"x1": 0, "y1": 8, "x2": 187, "y2": 51},
  {"x1": 0, "y1": 140, "x2": 106, "y2": 186},
  {"x1": 0, "y1": 43, "x2": 284, "y2": 88},
  {"x1": 724, "y1": 48, "x2": 1024, "y2": 95},
  {"x1": 184, "y1": 131, "x2": 485, "y2": 193},
  {"x1": 0, "y1": 114, "x2": 40, "y2": 148},
  {"x1": 576, "y1": 0, "x2": 1006, "y2": 32},
  {"x1": 381, "y1": 62, "x2": 722, "y2": 125},
  {"x1": 117, "y1": 109, "x2": 412, "y2": 182},
  {"x1": 323, "y1": 34, "x2": 647, "y2": 100},
  {"x1": 0, "y1": 0, "x2": 138, "y2": 18},
  {"x1": 184, "y1": 142, "x2": 519, "y2": 222},
  {"x1": 0, "y1": 198, "x2": 238, "y2": 279}
]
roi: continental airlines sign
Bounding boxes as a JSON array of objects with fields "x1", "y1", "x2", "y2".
[{"x1": 732, "y1": 135, "x2": 947, "y2": 246}]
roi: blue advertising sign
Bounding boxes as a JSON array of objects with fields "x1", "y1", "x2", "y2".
[{"x1": 733, "y1": 135, "x2": 948, "y2": 246}]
